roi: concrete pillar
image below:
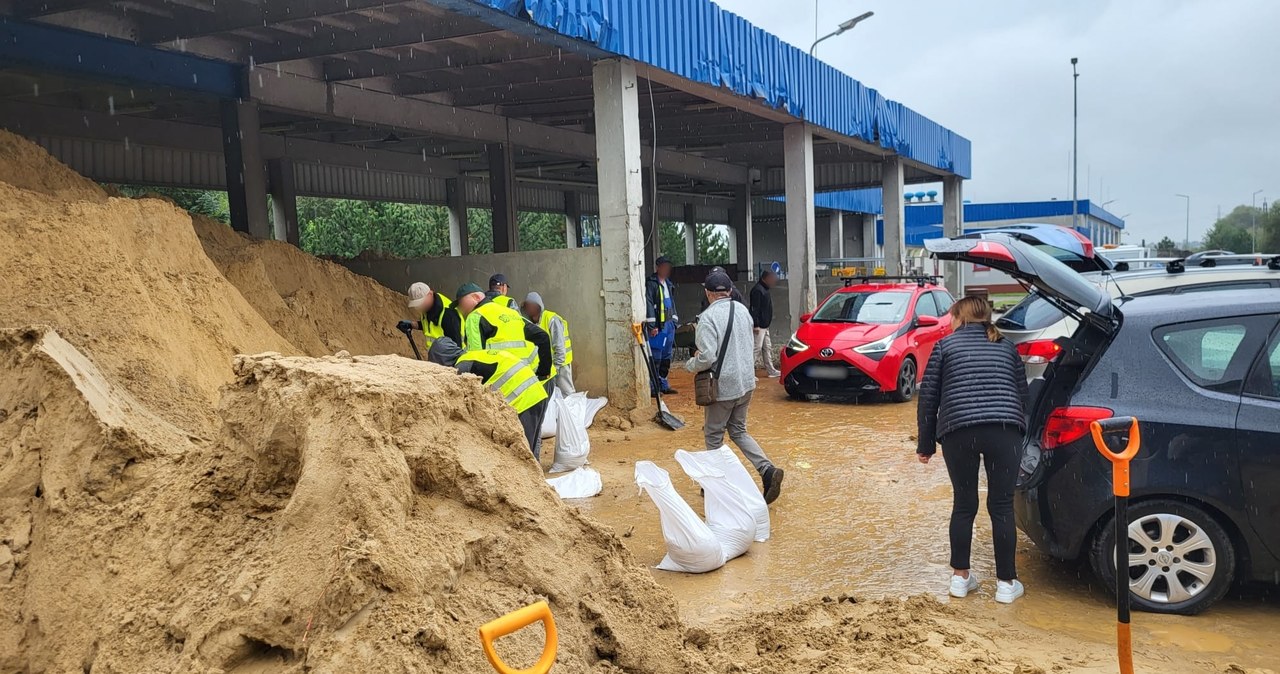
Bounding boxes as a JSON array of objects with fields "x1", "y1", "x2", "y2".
[
  {"x1": 882, "y1": 155, "x2": 906, "y2": 275},
  {"x1": 564, "y1": 191, "x2": 581, "y2": 249},
  {"x1": 730, "y1": 183, "x2": 754, "y2": 278},
  {"x1": 640, "y1": 168, "x2": 658, "y2": 270},
  {"x1": 942, "y1": 176, "x2": 965, "y2": 296},
  {"x1": 219, "y1": 99, "x2": 269, "y2": 239},
  {"x1": 862, "y1": 214, "x2": 878, "y2": 260},
  {"x1": 446, "y1": 178, "x2": 469, "y2": 257},
  {"x1": 784, "y1": 123, "x2": 817, "y2": 329},
  {"x1": 683, "y1": 203, "x2": 698, "y2": 265},
  {"x1": 488, "y1": 143, "x2": 518, "y2": 253},
  {"x1": 829, "y1": 210, "x2": 845, "y2": 258},
  {"x1": 266, "y1": 158, "x2": 298, "y2": 245},
  {"x1": 593, "y1": 58, "x2": 648, "y2": 411}
]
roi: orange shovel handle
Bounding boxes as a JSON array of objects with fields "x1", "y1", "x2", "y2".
[
  {"x1": 479, "y1": 601, "x2": 558, "y2": 674},
  {"x1": 1090, "y1": 417, "x2": 1141, "y2": 497}
]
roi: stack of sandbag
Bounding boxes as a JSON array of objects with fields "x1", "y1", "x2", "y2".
[
  {"x1": 540, "y1": 390, "x2": 608, "y2": 439},
  {"x1": 545, "y1": 393, "x2": 607, "y2": 498},
  {"x1": 675, "y1": 447, "x2": 770, "y2": 542}
]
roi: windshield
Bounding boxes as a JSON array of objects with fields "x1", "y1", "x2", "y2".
[
  {"x1": 812, "y1": 291, "x2": 911, "y2": 324},
  {"x1": 996, "y1": 293, "x2": 1067, "y2": 331}
]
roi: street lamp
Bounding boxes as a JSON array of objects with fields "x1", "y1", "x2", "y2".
[
  {"x1": 1071, "y1": 58, "x2": 1080, "y2": 238},
  {"x1": 1252, "y1": 189, "x2": 1264, "y2": 253},
  {"x1": 810, "y1": 11, "x2": 874, "y2": 56},
  {"x1": 1176, "y1": 194, "x2": 1191, "y2": 252}
]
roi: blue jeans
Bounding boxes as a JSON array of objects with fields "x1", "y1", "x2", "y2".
[{"x1": 648, "y1": 322, "x2": 675, "y2": 393}]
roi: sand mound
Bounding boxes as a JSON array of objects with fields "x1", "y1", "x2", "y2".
[
  {"x1": 194, "y1": 216, "x2": 411, "y2": 358},
  {"x1": 0, "y1": 130, "x2": 105, "y2": 202},
  {"x1": 1, "y1": 333, "x2": 694, "y2": 673}
]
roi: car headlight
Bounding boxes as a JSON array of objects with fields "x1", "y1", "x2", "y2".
[
  {"x1": 787, "y1": 334, "x2": 809, "y2": 352},
  {"x1": 853, "y1": 334, "x2": 894, "y2": 354}
]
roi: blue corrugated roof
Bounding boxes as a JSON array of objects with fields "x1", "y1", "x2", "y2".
[
  {"x1": 892, "y1": 200, "x2": 1126, "y2": 246},
  {"x1": 466, "y1": 0, "x2": 971, "y2": 178}
]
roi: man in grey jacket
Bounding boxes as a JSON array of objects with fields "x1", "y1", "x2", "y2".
[{"x1": 685, "y1": 269, "x2": 784, "y2": 504}]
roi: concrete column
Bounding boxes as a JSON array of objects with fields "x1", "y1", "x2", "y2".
[
  {"x1": 488, "y1": 142, "x2": 518, "y2": 253},
  {"x1": 446, "y1": 178, "x2": 469, "y2": 257},
  {"x1": 593, "y1": 59, "x2": 648, "y2": 411},
  {"x1": 564, "y1": 191, "x2": 581, "y2": 249},
  {"x1": 683, "y1": 203, "x2": 698, "y2": 265},
  {"x1": 784, "y1": 123, "x2": 817, "y2": 329},
  {"x1": 829, "y1": 210, "x2": 845, "y2": 258},
  {"x1": 881, "y1": 155, "x2": 906, "y2": 275},
  {"x1": 942, "y1": 176, "x2": 965, "y2": 296},
  {"x1": 220, "y1": 99, "x2": 270, "y2": 239},
  {"x1": 731, "y1": 183, "x2": 754, "y2": 278},
  {"x1": 862, "y1": 214, "x2": 877, "y2": 260},
  {"x1": 266, "y1": 158, "x2": 298, "y2": 245}
]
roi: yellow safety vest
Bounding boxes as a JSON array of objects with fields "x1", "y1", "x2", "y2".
[
  {"x1": 494, "y1": 294, "x2": 520, "y2": 312},
  {"x1": 458, "y1": 349, "x2": 548, "y2": 414},
  {"x1": 418, "y1": 293, "x2": 453, "y2": 349},
  {"x1": 466, "y1": 301, "x2": 545, "y2": 374},
  {"x1": 538, "y1": 309, "x2": 573, "y2": 366}
]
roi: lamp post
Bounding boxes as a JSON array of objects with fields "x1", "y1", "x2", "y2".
[
  {"x1": 1071, "y1": 58, "x2": 1080, "y2": 237},
  {"x1": 1176, "y1": 194, "x2": 1191, "y2": 252},
  {"x1": 1252, "y1": 190, "x2": 1264, "y2": 253},
  {"x1": 810, "y1": 11, "x2": 874, "y2": 55}
]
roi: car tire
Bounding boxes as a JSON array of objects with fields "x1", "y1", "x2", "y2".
[
  {"x1": 889, "y1": 357, "x2": 917, "y2": 403},
  {"x1": 785, "y1": 385, "x2": 805, "y2": 400},
  {"x1": 1090, "y1": 499, "x2": 1235, "y2": 616}
]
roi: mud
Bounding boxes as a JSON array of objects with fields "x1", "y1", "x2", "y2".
[{"x1": 582, "y1": 369, "x2": 1280, "y2": 672}]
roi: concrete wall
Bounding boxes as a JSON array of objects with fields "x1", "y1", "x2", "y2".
[{"x1": 342, "y1": 247, "x2": 609, "y2": 395}]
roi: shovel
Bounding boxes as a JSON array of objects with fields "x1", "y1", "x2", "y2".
[
  {"x1": 397, "y1": 323, "x2": 423, "y2": 361},
  {"x1": 632, "y1": 324, "x2": 685, "y2": 431},
  {"x1": 1091, "y1": 416, "x2": 1142, "y2": 674}
]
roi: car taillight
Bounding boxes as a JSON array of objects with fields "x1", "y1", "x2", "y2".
[
  {"x1": 1017, "y1": 339, "x2": 1063, "y2": 365},
  {"x1": 1042, "y1": 406, "x2": 1113, "y2": 449}
]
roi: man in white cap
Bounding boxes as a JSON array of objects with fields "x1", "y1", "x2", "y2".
[
  {"x1": 397, "y1": 282, "x2": 462, "y2": 351},
  {"x1": 521, "y1": 292, "x2": 575, "y2": 396}
]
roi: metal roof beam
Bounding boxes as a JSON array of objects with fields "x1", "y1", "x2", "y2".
[
  {"x1": 392, "y1": 68, "x2": 593, "y2": 97},
  {"x1": 322, "y1": 44, "x2": 564, "y2": 82},
  {"x1": 10, "y1": 0, "x2": 107, "y2": 18},
  {"x1": 137, "y1": 0, "x2": 417, "y2": 44},
  {"x1": 250, "y1": 15, "x2": 497, "y2": 64}
]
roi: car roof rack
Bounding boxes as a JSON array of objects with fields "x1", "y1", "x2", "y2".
[
  {"x1": 1166, "y1": 254, "x2": 1280, "y2": 274},
  {"x1": 840, "y1": 275, "x2": 942, "y2": 288}
]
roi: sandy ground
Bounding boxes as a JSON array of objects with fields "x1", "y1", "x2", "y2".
[{"x1": 569, "y1": 369, "x2": 1280, "y2": 673}]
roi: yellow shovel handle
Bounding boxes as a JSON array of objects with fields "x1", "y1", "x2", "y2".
[{"x1": 478, "y1": 601, "x2": 558, "y2": 674}]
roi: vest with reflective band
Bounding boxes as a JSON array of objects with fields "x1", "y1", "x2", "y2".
[
  {"x1": 656, "y1": 281, "x2": 672, "y2": 324},
  {"x1": 467, "y1": 301, "x2": 542, "y2": 373},
  {"x1": 495, "y1": 294, "x2": 519, "y2": 311},
  {"x1": 459, "y1": 349, "x2": 547, "y2": 414},
  {"x1": 418, "y1": 293, "x2": 453, "y2": 348},
  {"x1": 538, "y1": 310, "x2": 573, "y2": 366}
]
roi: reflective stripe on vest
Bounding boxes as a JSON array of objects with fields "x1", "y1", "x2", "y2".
[
  {"x1": 538, "y1": 310, "x2": 573, "y2": 366},
  {"x1": 656, "y1": 282, "x2": 668, "y2": 324},
  {"x1": 473, "y1": 302, "x2": 539, "y2": 369},
  {"x1": 419, "y1": 293, "x2": 453, "y2": 348},
  {"x1": 458, "y1": 349, "x2": 548, "y2": 414}
]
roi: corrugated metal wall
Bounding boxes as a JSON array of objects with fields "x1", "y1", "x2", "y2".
[
  {"x1": 35, "y1": 136, "x2": 227, "y2": 189},
  {"x1": 470, "y1": 0, "x2": 972, "y2": 178}
]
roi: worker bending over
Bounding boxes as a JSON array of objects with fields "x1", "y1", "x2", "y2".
[
  {"x1": 644, "y1": 256, "x2": 679, "y2": 396},
  {"x1": 428, "y1": 338, "x2": 548, "y2": 458},
  {"x1": 397, "y1": 282, "x2": 462, "y2": 350},
  {"x1": 487, "y1": 273, "x2": 520, "y2": 312},
  {"x1": 522, "y1": 292, "x2": 575, "y2": 396}
]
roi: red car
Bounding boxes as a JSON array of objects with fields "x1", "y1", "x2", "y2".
[{"x1": 781, "y1": 277, "x2": 955, "y2": 402}]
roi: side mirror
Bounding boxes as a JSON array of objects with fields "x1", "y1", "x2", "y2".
[
  {"x1": 916, "y1": 315, "x2": 941, "y2": 328},
  {"x1": 800, "y1": 313, "x2": 814, "y2": 323}
]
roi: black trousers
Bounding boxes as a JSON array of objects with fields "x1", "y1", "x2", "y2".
[{"x1": 941, "y1": 423, "x2": 1022, "y2": 581}]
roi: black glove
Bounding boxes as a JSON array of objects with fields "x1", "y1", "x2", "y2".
[
  {"x1": 536, "y1": 366, "x2": 552, "y2": 381},
  {"x1": 396, "y1": 320, "x2": 415, "y2": 333}
]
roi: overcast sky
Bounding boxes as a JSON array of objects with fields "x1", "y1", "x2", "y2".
[{"x1": 716, "y1": 0, "x2": 1280, "y2": 245}]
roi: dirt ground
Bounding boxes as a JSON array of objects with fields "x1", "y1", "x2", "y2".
[{"x1": 572, "y1": 369, "x2": 1280, "y2": 673}]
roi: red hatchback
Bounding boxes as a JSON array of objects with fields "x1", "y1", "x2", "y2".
[{"x1": 781, "y1": 277, "x2": 955, "y2": 402}]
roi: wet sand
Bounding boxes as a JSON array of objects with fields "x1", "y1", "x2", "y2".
[{"x1": 574, "y1": 369, "x2": 1280, "y2": 671}]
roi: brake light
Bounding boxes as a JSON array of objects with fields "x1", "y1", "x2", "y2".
[
  {"x1": 1042, "y1": 406, "x2": 1113, "y2": 449},
  {"x1": 1017, "y1": 339, "x2": 1063, "y2": 365},
  {"x1": 970, "y1": 240, "x2": 1015, "y2": 262}
]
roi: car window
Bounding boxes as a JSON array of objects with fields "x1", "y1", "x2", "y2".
[
  {"x1": 1176, "y1": 281, "x2": 1275, "y2": 294},
  {"x1": 932, "y1": 291, "x2": 954, "y2": 314},
  {"x1": 915, "y1": 292, "x2": 940, "y2": 318},
  {"x1": 1155, "y1": 322, "x2": 1251, "y2": 392},
  {"x1": 1245, "y1": 332, "x2": 1280, "y2": 400},
  {"x1": 995, "y1": 293, "x2": 1067, "y2": 331},
  {"x1": 812, "y1": 291, "x2": 910, "y2": 324}
]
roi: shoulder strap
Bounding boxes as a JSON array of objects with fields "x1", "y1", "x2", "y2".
[{"x1": 711, "y1": 301, "x2": 736, "y2": 379}]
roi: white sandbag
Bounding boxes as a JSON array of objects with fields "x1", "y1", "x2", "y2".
[
  {"x1": 673, "y1": 450, "x2": 757, "y2": 557},
  {"x1": 635, "y1": 461, "x2": 726, "y2": 573},
  {"x1": 583, "y1": 395, "x2": 608, "y2": 428},
  {"x1": 546, "y1": 466, "x2": 602, "y2": 499},
  {"x1": 549, "y1": 392, "x2": 591, "y2": 473},
  {"x1": 539, "y1": 388, "x2": 564, "y2": 439},
  {"x1": 675, "y1": 446, "x2": 770, "y2": 542}
]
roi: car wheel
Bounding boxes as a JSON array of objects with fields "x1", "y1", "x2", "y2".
[
  {"x1": 785, "y1": 385, "x2": 805, "y2": 400},
  {"x1": 890, "y1": 357, "x2": 917, "y2": 403},
  {"x1": 1090, "y1": 499, "x2": 1235, "y2": 615}
]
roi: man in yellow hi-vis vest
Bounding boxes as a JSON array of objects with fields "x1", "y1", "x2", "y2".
[
  {"x1": 521, "y1": 292, "x2": 575, "y2": 396},
  {"x1": 428, "y1": 337, "x2": 548, "y2": 457},
  {"x1": 398, "y1": 282, "x2": 463, "y2": 351}
]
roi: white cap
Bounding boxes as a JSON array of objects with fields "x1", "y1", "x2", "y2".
[{"x1": 407, "y1": 282, "x2": 433, "y2": 309}]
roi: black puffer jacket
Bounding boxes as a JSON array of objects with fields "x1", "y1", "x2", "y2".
[{"x1": 917, "y1": 324, "x2": 1029, "y2": 456}]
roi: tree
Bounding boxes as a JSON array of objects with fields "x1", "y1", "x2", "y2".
[
  {"x1": 298, "y1": 197, "x2": 451, "y2": 259},
  {"x1": 696, "y1": 224, "x2": 730, "y2": 265},
  {"x1": 112, "y1": 185, "x2": 230, "y2": 222},
  {"x1": 1154, "y1": 236, "x2": 1178, "y2": 255},
  {"x1": 658, "y1": 221, "x2": 686, "y2": 265},
  {"x1": 517, "y1": 212, "x2": 567, "y2": 251},
  {"x1": 1202, "y1": 220, "x2": 1253, "y2": 253}
]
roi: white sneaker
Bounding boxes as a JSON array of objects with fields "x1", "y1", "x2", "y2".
[
  {"x1": 949, "y1": 573, "x2": 979, "y2": 598},
  {"x1": 995, "y1": 579, "x2": 1025, "y2": 604}
]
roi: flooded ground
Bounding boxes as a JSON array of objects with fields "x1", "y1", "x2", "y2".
[{"x1": 575, "y1": 370, "x2": 1280, "y2": 671}]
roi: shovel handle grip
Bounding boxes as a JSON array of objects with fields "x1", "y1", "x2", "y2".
[
  {"x1": 478, "y1": 601, "x2": 558, "y2": 674},
  {"x1": 1091, "y1": 417, "x2": 1140, "y2": 497}
]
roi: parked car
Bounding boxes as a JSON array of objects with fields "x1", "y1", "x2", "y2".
[
  {"x1": 928, "y1": 234, "x2": 1280, "y2": 615},
  {"x1": 956, "y1": 223, "x2": 1116, "y2": 272},
  {"x1": 780, "y1": 277, "x2": 954, "y2": 402},
  {"x1": 998, "y1": 262, "x2": 1280, "y2": 378}
]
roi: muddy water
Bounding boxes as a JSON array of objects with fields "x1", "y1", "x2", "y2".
[{"x1": 578, "y1": 370, "x2": 1280, "y2": 669}]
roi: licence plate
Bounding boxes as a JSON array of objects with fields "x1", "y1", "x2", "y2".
[{"x1": 807, "y1": 365, "x2": 848, "y2": 380}]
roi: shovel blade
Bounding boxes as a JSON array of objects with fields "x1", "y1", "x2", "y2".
[{"x1": 655, "y1": 399, "x2": 685, "y2": 430}]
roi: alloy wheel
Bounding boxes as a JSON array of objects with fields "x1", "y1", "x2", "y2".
[
  {"x1": 898, "y1": 359, "x2": 916, "y2": 398},
  {"x1": 1123, "y1": 513, "x2": 1217, "y2": 604}
]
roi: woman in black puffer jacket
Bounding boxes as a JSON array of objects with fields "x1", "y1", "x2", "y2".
[{"x1": 917, "y1": 296, "x2": 1029, "y2": 604}]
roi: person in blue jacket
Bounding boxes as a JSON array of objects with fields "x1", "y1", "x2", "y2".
[{"x1": 644, "y1": 256, "x2": 679, "y2": 395}]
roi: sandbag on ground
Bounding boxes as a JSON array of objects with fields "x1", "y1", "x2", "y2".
[{"x1": 674, "y1": 446, "x2": 770, "y2": 542}]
